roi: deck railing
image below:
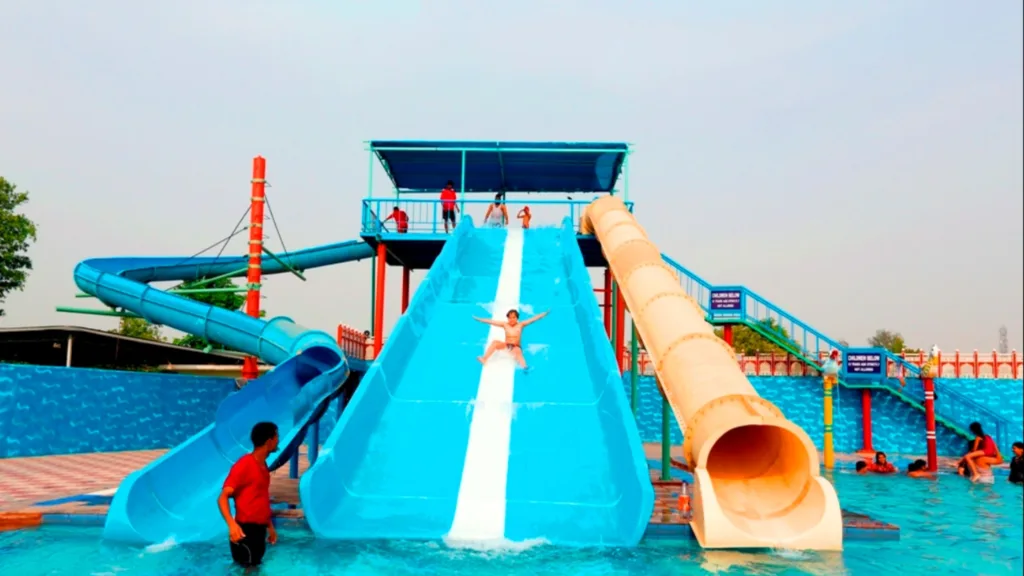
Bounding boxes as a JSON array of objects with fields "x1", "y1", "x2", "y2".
[{"x1": 361, "y1": 197, "x2": 633, "y2": 236}]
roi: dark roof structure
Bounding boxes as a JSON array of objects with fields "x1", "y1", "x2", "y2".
[
  {"x1": 369, "y1": 140, "x2": 629, "y2": 194},
  {"x1": 0, "y1": 325, "x2": 245, "y2": 369}
]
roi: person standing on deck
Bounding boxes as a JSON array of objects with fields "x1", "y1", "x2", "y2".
[
  {"x1": 440, "y1": 181, "x2": 459, "y2": 233},
  {"x1": 483, "y1": 193, "x2": 509, "y2": 228},
  {"x1": 383, "y1": 206, "x2": 409, "y2": 233},
  {"x1": 218, "y1": 422, "x2": 279, "y2": 568}
]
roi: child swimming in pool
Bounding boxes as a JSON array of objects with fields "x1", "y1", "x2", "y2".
[{"x1": 474, "y1": 308, "x2": 549, "y2": 369}]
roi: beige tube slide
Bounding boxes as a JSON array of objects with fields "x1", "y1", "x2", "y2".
[{"x1": 582, "y1": 197, "x2": 843, "y2": 551}]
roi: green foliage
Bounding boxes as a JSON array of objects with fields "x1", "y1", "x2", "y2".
[
  {"x1": 110, "y1": 317, "x2": 165, "y2": 341},
  {"x1": 168, "y1": 277, "x2": 265, "y2": 351},
  {"x1": 867, "y1": 329, "x2": 920, "y2": 354},
  {"x1": 715, "y1": 318, "x2": 799, "y2": 356},
  {"x1": 0, "y1": 177, "x2": 39, "y2": 317},
  {"x1": 171, "y1": 277, "x2": 246, "y2": 350}
]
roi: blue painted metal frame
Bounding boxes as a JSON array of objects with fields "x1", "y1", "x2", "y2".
[
  {"x1": 362, "y1": 198, "x2": 634, "y2": 237},
  {"x1": 658, "y1": 254, "x2": 1013, "y2": 449}
]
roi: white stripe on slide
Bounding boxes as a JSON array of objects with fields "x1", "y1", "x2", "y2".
[{"x1": 447, "y1": 229, "x2": 524, "y2": 542}]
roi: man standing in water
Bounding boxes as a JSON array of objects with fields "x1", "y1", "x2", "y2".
[{"x1": 218, "y1": 421, "x2": 279, "y2": 567}]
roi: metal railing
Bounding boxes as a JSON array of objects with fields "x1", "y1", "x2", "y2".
[
  {"x1": 658, "y1": 256, "x2": 1014, "y2": 445},
  {"x1": 361, "y1": 197, "x2": 633, "y2": 236}
]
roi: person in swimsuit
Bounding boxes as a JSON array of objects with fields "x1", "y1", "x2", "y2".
[
  {"x1": 864, "y1": 451, "x2": 897, "y2": 474},
  {"x1": 963, "y1": 421, "x2": 1003, "y2": 482},
  {"x1": 517, "y1": 206, "x2": 532, "y2": 229},
  {"x1": 906, "y1": 459, "x2": 935, "y2": 479},
  {"x1": 474, "y1": 308, "x2": 549, "y2": 369},
  {"x1": 483, "y1": 193, "x2": 509, "y2": 229},
  {"x1": 218, "y1": 422, "x2": 279, "y2": 567}
]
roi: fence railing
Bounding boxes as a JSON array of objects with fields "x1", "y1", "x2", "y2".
[
  {"x1": 656, "y1": 256, "x2": 1016, "y2": 441},
  {"x1": 361, "y1": 197, "x2": 633, "y2": 236}
]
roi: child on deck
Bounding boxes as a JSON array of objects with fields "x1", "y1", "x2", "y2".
[
  {"x1": 517, "y1": 206, "x2": 532, "y2": 229},
  {"x1": 474, "y1": 309, "x2": 549, "y2": 369}
]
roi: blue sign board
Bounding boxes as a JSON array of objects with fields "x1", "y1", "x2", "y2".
[
  {"x1": 709, "y1": 290, "x2": 742, "y2": 311},
  {"x1": 844, "y1": 350, "x2": 883, "y2": 376}
]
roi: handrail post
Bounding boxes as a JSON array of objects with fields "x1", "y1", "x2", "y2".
[{"x1": 630, "y1": 324, "x2": 639, "y2": 415}]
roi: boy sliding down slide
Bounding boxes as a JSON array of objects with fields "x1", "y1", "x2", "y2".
[{"x1": 475, "y1": 309, "x2": 549, "y2": 369}]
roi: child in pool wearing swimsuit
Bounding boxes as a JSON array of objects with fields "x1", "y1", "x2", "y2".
[{"x1": 474, "y1": 309, "x2": 549, "y2": 369}]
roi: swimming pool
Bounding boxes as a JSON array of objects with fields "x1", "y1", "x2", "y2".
[{"x1": 1, "y1": 471, "x2": 1020, "y2": 576}]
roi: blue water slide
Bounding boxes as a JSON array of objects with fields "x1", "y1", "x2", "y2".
[
  {"x1": 76, "y1": 240, "x2": 373, "y2": 544},
  {"x1": 299, "y1": 219, "x2": 653, "y2": 546}
]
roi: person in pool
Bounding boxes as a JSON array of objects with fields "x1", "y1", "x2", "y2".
[
  {"x1": 474, "y1": 308, "x2": 549, "y2": 369},
  {"x1": 865, "y1": 451, "x2": 897, "y2": 474},
  {"x1": 906, "y1": 459, "x2": 935, "y2": 479},
  {"x1": 963, "y1": 421, "x2": 1003, "y2": 482},
  {"x1": 218, "y1": 421, "x2": 279, "y2": 568},
  {"x1": 1008, "y1": 441, "x2": 1023, "y2": 485}
]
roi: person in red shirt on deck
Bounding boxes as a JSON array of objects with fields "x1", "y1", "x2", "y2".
[
  {"x1": 383, "y1": 206, "x2": 409, "y2": 233},
  {"x1": 440, "y1": 180, "x2": 459, "y2": 233},
  {"x1": 218, "y1": 421, "x2": 279, "y2": 567}
]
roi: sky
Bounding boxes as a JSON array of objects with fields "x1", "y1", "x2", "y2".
[{"x1": 1, "y1": 0, "x2": 1021, "y2": 352}]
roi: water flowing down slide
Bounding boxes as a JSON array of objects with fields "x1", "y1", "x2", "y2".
[
  {"x1": 581, "y1": 197, "x2": 843, "y2": 551},
  {"x1": 77, "y1": 240, "x2": 374, "y2": 544},
  {"x1": 300, "y1": 218, "x2": 653, "y2": 546}
]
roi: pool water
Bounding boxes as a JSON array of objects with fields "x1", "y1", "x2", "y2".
[{"x1": 1, "y1": 471, "x2": 1020, "y2": 576}]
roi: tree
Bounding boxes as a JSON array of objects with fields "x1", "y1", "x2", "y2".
[
  {"x1": 171, "y1": 277, "x2": 246, "y2": 350},
  {"x1": 867, "y1": 329, "x2": 922, "y2": 354},
  {"x1": 110, "y1": 317, "x2": 164, "y2": 341},
  {"x1": 998, "y1": 325, "x2": 1009, "y2": 353},
  {"x1": 0, "y1": 177, "x2": 38, "y2": 317},
  {"x1": 715, "y1": 319, "x2": 799, "y2": 356}
]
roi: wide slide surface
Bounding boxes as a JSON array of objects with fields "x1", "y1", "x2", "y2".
[
  {"x1": 301, "y1": 220, "x2": 652, "y2": 546},
  {"x1": 582, "y1": 197, "x2": 843, "y2": 551},
  {"x1": 77, "y1": 240, "x2": 373, "y2": 544}
]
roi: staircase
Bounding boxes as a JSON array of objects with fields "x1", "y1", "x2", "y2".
[{"x1": 659, "y1": 254, "x2": 1013, "y2": 449}]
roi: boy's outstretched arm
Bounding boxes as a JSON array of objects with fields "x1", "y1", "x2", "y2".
[
  {"x1": 473, "y1": 316, "x2": 503, "y2": 326},
  {"x1": 521, "y1": 310, "x2": 550, "y2": 326}
]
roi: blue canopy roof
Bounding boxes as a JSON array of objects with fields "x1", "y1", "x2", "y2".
[{"x1": 369, "y1": 140, "x2": 629, "y2": 194}]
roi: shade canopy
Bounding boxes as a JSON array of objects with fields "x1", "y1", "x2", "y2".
[{"x1": 369, "y1": 140, "x2": 629, "y2": 194}]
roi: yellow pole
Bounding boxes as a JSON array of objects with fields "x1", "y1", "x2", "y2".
[{"x1": 823, "y1": 374, "x2": 835, "y2": 469}]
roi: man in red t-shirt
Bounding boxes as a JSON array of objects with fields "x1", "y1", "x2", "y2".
[
  {"x1": 440, "y1": 180, "x2": 459, "y2": 233},
  {"x1": 383, "y1": 206, "x2": 409, "y2": 233},
  {"x1": 218, "y1": 421, "x2": 279, "y2": 567}
]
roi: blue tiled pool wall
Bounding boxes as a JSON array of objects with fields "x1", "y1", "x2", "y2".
[
  {"x1": 620, "y1": 374, "x2": 996, "y2": 457},
  {"x1": 945, "y1": 377, "x2": 1024, "y2": 447},
  {"x1": 0, "y1": 364, "x2": 235, "y2": 458},
  {"x1": 2, "y1": 363, "x2": 1019, "y2": 460}
]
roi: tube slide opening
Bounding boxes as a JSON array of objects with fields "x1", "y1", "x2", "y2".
[
  {"x1": 705, "y1": 424, "x2": 824, "y2": 536},
  {"x1": 293, "y1": 346, "x2": 343, "y2": 384}
]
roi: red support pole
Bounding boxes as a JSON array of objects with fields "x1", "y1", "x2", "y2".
[
  {"x1": 242, "y1": 156, "x2": 267, "y2": 381},
  {"x1": 722, "y1": 324, "x2": 733, "y2": 346},
  {"x1": 923, "y1": 377, "x2": 938, "y2": 471},
  {"x1": 603, "y1": 269, "x2": 612, "y2": 338},
  {"x1": 373, "y1": 243, "x2": 387, "y2": 357},
  {"x1": 860, "y1": 389, "x2": 874, "y2": 453},
  {"x1": 401, "y1": 267, "x2": 411, "y2": 313},
  {"x1": 614, "y1": 283, "x2": 626, "y2": 371}
]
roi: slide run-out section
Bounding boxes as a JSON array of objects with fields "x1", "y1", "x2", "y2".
[
  {"x1": 80, "y1": 241, "x2": 373, "y2": 544},
  {"x1": 300, "y1": 218, "x2": 653, "y2": 546}
]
